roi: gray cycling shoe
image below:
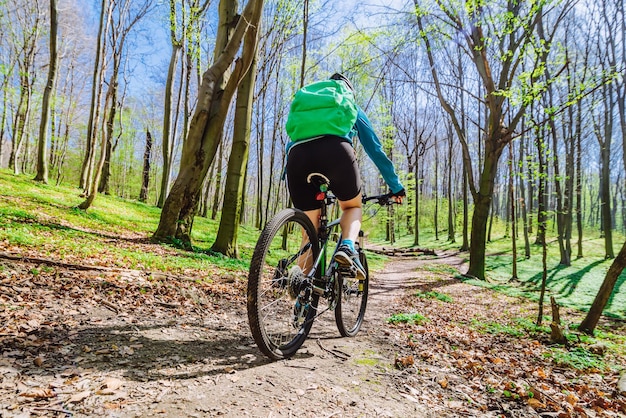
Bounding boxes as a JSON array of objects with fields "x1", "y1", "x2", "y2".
[{"x1": 334, "y1": 244, "x2": 366, "y2": 281}]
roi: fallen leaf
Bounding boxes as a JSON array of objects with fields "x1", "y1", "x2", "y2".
[
  {"x1": 528, "y1": 398, "x2": 545, "y2": 409},
  {"x1": 566, "y1": 393, "x2": 579, "y2": 406},
  {"x1": 20, "y1": 387, "x2": 55, "y2": 399},
  {"x1": 97, "y1": 377, "x2": 123, "y2": 395},
  {"x1": 394, "y1": 355, "x2": 414, "y2": 369},
  {"x1": 68, "y1": 390, "x2": 90, "y2": 403},
  {"x1": 535, "y1": 367, "x2": 547, "y2": 379}
]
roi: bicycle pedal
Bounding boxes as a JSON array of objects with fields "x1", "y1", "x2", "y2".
[{"x1": 338, "y1": 264, "x2": 357, "y2": 277}]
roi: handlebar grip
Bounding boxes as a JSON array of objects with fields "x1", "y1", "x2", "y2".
[{"x1": 362, "y1": 194, "x2": 398, "y2": 206}]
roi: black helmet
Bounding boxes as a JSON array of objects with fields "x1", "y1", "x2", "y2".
[{"x1": 330, "y1": 73, "x2": 354, "y2": 91}]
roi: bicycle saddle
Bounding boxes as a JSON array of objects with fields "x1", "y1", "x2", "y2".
[{"x1": 306, "y1": 172, "x2": 330, "y2": 188}]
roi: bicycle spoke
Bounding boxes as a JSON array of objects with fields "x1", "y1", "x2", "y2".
[
  {"x1": 247, "y1": 209, "x2": 320, "y2": 360},
  {"x1": 335, "y1": 250, "x2": 369, "y2": 337}
]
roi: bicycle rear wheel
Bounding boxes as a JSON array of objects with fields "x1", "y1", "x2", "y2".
[
  {"x1": 335, "y1": 249, "x2": 369, "y2": 337},
  {"x1": 247, "y1": 208, "x2": 320, "y2": 360}
]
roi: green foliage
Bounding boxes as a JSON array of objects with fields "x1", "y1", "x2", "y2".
[
  {"x1": 470, "y1": 319, "x2": 526, "y2": 337},
  {"x1": 386, "y1": 312, "x2": 428, "y2": 325},
  {"x1": 420, "y1": 264, "x2": 460, "y2": 276},
  {"x1": 415, "y1": 290, "x2": 453, "y2": 303},
  {"x1": 362, "y1": 250, "x2": 387, "y2": 273},
  {"x1": 544, "y1": 347, "x2": 606, "y2": 371},
  {"x1": 513, "y1": 317, "x2": 550, "y2": 334},
  {"x1": 458, "y1": 222, "x2": 626, "y2": 320}
]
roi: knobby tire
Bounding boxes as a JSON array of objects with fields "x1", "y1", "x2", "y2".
[
  {"x1": 335, "y1": 249, "x2": 369, "y2": 337},
  {"x1": 247, "y1": 208, "x2": 320, "y2": 360}
]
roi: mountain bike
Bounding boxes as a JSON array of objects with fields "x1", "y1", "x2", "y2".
[{"x1": 247, "y1": 173, "x2": 397, "y2": 360}]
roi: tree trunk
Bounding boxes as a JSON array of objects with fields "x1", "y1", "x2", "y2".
[
  {"x1": 488, "y1": 196, "x2": 495, "y2": 242},
  {"x1": 255, "y1": 87, "x2": 266, "y2": 229},
  {"x1": 97, "y1": 136, "x2": 113, "y2": 194},
  {"x1": 447, "y1": 126, "x2": 455, "y2": 242},
  {"x1": 546, "y1": 91, "x2": 570, "y2": 265},
  {"x1": 212, "y1": 13, "x2": 261, "y2": 257},
  {"x1": 80, "y1": 0, "x2": 109, "y2": 190},
  {"x1": 34, "y1": 0, "x2": 58, "y2": 184},
  {"x1": 79, "y1": 72, "x2": 117, "y2": 210},
  {"x1": 414, "y1": 156, "x2": 420, "y2": 246},
  {"x1": 576, "y1": 100, "x2": 583, "y2": 258},
  {"x1": 10, "y1": 74, "x2": 33, "y2": 175},
  {"x1": 535, "y1": 126, "x2": 547, "y2": 246},
  {"x1": 153, "y1": 0, "x2": 263, "y2": 247},
  {"x1": 139, "y1": 129, "x2": 152, "y2": 203},
  {"x1": 600, "y1": 140, "x2": 614, "y2": 258},
  {"x1": 158, "y1": 0, "x2": 182, "y2": 208},
  {"x1": 0, "y1": 73, "x2": 9, "y2": 167},
  {"x1": 509, "y1": 143, "x2": 517, "y2": 280},
  {"x1": 211, "y1": 140, "x2": 224, "y2": 220},
  {"x1": 536, "y1": 224, "x2": 548, "y2": 326},
  {"x1": 460, "y1": 159, "x2": 469, "y2": 251},
  {"x1": 79, "y1": 0, "x2": 149, "y2": 210},
  {"x1": 518, "y1": 129, "x2": 531, "y2": 258},
  {"x1": 434, "y1": 141, "x2": 439, "y2": 240},
  {"x1": 579, "y1": 239, "x2": 626, "y2": 334},
  {"x1": 595, "y1": 82, "x2": 615, "y2": 258},
  {"x1": 550, "y1": 297, "x2": 566, "y2": 344},
  {"x1": 299, "y1": 0, "x2": 308, "y2": 87},
  {"x1": 466, "y1": 142, "x2": 505, "y2": 279}
]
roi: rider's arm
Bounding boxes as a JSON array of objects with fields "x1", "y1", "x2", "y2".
[{"x1": 354, "y1": 107, "x2": 404, "y2": 194}]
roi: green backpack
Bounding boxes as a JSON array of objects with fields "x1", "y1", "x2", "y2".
[{"x1": 285, "y1": 79, "x2": 358, "y2": 142}]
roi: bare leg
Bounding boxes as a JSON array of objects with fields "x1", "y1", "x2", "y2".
[
  {"x1": 339, "y1": 194, "x2": 362, "y2": 243},
  {"x1": 297, "y1": 209, "x2": 320, "y2": 273}
]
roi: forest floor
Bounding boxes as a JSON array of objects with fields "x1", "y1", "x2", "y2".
[{"x1": 0, "y1": 243, "x2": 625, "y2": 417}]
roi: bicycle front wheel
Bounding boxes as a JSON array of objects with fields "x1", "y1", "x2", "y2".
[
  {"x1": 247, "y1": 208, "x2": 320, "y2": 360},
  {"x1": 335, "y1": 249, "x2": 369, "y2": 337}
]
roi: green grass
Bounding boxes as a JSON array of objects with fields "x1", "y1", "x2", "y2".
[
  {"x1": 415, "y1": 290, "x2": 453, "y2": 303},
  {"x1": 544, "y1": 346, "x2": 607, "y2": 371},
  {"x1": 470, "y1": 318, "x2": 529, "y2": 337},
  {"x1": 380, "y1": 221, "x2": 626, "y2": 320},
  {"x1": 461, "y1": 245, "x2": 626, "y2": 320},
  {"x1": 0, "y1": 170, "x2": 253, "y2": 274},
  {"x1": 2, "y1": 169, "x2": 626, "y2": 322},
  {"x1": 386, "y1": 312, "x2": 428, "y2": 325},
  {"x1": 468, "y1": 315, "x2": 624, "y2": 370}
]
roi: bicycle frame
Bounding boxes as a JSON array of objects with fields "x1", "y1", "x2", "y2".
[{"x1": 247, "y1": 175, "x2": 397, "y2": 359}]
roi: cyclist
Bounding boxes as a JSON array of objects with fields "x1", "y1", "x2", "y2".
[{"x1": 285, "y1": 73, "x2": 405, "y2": 280}]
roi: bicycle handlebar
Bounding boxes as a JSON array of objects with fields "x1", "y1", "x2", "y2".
[
  {"x1": 322, "y1": 192, "x2": 400, "y2": 206},
  {"x1": 362, "y1": 193, "x2": 401, "y2": 206}
]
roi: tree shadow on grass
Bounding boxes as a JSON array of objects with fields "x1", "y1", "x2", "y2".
[
  {"x1": 523, "y1": 260, "x2": 605, "y2": 299},
  {"x1": 604, "y1": 268, "x2": 626, "y2": 321}
]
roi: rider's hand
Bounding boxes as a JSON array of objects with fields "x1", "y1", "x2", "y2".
[{"x1": 390, "y1": 188, "x2": 406, "y2": 204}]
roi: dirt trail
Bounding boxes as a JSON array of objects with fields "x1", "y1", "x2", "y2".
[{"x1": 1, "y1": 250, "x2": 462, "y2": 418}]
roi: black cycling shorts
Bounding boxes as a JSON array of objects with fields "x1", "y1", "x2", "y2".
[{"x1": 286, "y1": 136, "x2": 362, "y2": 211}]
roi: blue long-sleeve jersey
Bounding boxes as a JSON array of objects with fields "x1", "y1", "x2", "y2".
[{"x1": 286, "y1": 106, "x2": 404, "y2": 194}]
